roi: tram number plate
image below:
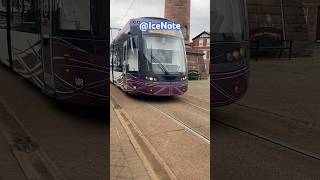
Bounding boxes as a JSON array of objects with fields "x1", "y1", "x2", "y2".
[{"x1": 75, "y1": 78, "x2": 84, "y2": 87}]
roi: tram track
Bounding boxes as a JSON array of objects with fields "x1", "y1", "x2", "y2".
[
  {"x1": 137, "y1": 92, "x2": 211, "y2": 145},
  {"x1": 147, "y1": 102, "x2": 210, "y2": 144},
  {"x1": 177, "y1": 97, "x2": 210, "y2": 113},
  {"x1": 110, "y1": 85, "x2": 210, "y2": 144},
  {"x1": 214, "y1": 104, "x2": 320, "y2": 162},
  {"x1": 110, "y1": 84, "x2": 210, "y2": 179}
]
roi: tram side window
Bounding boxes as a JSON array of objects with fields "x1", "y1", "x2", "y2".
[
  {"x1": 11, "y1": 0, "x2": 39, "y2": 33},
  {"x1": 52, "y1": 0, "x2": 107, "y2": 38},
  {"x1": 113, "y1": 48, "x2": 123, "y2": 72},
  {"x1": 110, "y1": 50, "x2": 114, "y2": 69},
  {"x1": 0, "y1": 0, "x2": 7, "y2": 28},
  {"x1": 58, "y1": 0, "x2": 91, "y2": 31},
  {"x1": 127, "y1": 36, "x2": 139, "y2": 72}
]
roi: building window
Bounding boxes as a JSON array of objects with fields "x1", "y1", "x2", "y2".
[
  {"x1": 203, "y1": 50, "x2": 207, "y2": 59},
  {"x1": 199, "y1": 38, "x2": 203, "y2": 47},
  {"x1": 207, "y1": 38, "x2": 210, "y2": 46},
  {"x1": 303, "y1": 7, "x2": 308, "y2": 24}
]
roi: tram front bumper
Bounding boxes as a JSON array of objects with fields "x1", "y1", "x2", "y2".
[{"x1": 128, "y1": 81, "x2": 188, "y2": 96}]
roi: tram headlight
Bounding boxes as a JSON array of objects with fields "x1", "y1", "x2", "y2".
[
  {"x1": 226, "y1": 48, "x2": 245, "y2": 61},
  {"x1": 226, "y1": 52, "x2": 233, "y2": 61},
  {"x1": 181, "y1": 76, "x2": 187, "y2": 81},
  {"x1": 232, "y1": 50, "x2": 241, "y2": 60},
  {"x1": 145, "y1": 76, "x2": 157, "y2": 82}
]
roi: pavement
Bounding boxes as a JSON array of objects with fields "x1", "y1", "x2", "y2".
[
  {"x1": 0, "y1": 64, "x2": 109, "y2": 180},
  {"x1": 186, "y1": 79, "x2": 210, "y2": 101},
  {"x1": 110, "y1": 103, "x2": 151, "y2": 180},
  {"x1": 110, "y1": 80, "x2": 210, "y2": 180},
  {"x1": 213, "y1": 58, "x2": 320, "y2": 180},
  {"x1": 241, "y1": 59, "x2": 320, "y2": 127},
  {"x1": 0, "y1": 113, "x2": 26, "y2": 180}
]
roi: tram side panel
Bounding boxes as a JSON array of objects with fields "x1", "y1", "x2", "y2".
[
  {"x1": 1, "y1": 0, "x2": 109, "y2": 105},
  {"x1": 110, "y1": 45, "x2": 125, "y2": 89},
  {"x1": 6, "y1": 0, "x2": 43, "y2": 89},
  {"x1": 51, "y1": 0, "x2": 109, "y2": 104},
  {"x1": 0, "y1": 4, "x2": 9, "y2": 67},
  {"x1": 52, "y1": 37, "x2": 109, "y2": 104},
  {"x1": 0, "y1": 28, "x2": 9, "y2": 66},
  {"x1": 10, "y1": 30, "x2": 43, "y2": 88}
]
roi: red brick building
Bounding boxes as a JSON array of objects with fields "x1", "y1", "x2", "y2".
[
  {"x1": 300, "y1": 0, "x2": 320, "y2": 42},
  {"x1": 165, "y1": 0, "x2": 191, "y2": 43},
  {"x1": 192, "y1": 31, "x2": 210, "y2": 75},
  {"x1": 165, "y1": 0, "x2": 208, "y2": 79},
  {"x1": 186, "y1": 49, "x2": 207, "y2": 79}
]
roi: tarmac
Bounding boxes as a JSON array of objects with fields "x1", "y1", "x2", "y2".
[
  {"x1": 0, "y1": 106, "x2": 26, "y2": 180},
  {"x1": 0, "y1": 64, "x2": 108, "y2": 180},
  {"x1": 213, "y1": 58, "x2": 320, "y2": 180}
]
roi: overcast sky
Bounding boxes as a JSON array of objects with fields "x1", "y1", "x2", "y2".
[{"x1": 110, "y1": 0, "x2": 210, "y2": 42}]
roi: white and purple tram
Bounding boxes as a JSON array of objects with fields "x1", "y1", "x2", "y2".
[
  {"x1": 211, "y1": 0, "x2": 250, "y2": 107},
  {"x1": 110, "y1": 17, "x2": 188, "y2": 96},
  {"x1": 0, "y1": 0, "x2": 108, "y2": 105}
]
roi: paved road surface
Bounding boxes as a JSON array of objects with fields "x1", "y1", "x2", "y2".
[
  {"x1": 110, "y1": 80, "x2": 210, "y2": 179},
  {"x1": 213, "y1": 59, "x2": 320, "y2": 180},
  {"x1": 0, "y1": 65, "x2": 108, "y2": 180}
]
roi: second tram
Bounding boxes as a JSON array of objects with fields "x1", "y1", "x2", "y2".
[{"x1": 211, "y1": 0, "x2": 250, "y2": 107}]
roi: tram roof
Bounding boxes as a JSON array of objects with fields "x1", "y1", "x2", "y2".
[{"x1": 112, "y1": 17, "x2": 178, "y2": 44}]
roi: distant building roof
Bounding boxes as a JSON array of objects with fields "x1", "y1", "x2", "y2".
[{"x1": 192, "y1": 31, "x2": 210, "y2": 41}]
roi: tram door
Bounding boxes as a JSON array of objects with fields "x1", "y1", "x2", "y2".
[
  {"x1": 317, "y1": 6, "x2": 320, "y2": 42},
  {"x1": 41, "y1": 0, "x2": 55, "y2": 94},
  {"x1": 123, "y1": 41, "x2": 128, "y2": 90}
]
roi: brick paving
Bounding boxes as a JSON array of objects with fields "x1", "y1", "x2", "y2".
[
  {"x1": 186, "y1": 79, "x2": 210, "y2": 101},
  {"x1": 110, "y1": 106, "x2": 151, "y2": 180},
  {"x1": 240, "y1": 58, "x2": 320, "y2": 127}
]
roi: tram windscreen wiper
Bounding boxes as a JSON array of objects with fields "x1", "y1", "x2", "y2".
[
  {"x1": 151, "y1": 55, "x2": 170, "y2": 75},
  {"x1": 149, "y1": 47, "x2": 170, "y2": 75}
]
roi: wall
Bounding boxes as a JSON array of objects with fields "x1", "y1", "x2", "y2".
[
  {"x1": 299, "y1": 0, "x2": 320, "y2": 41},
  {"x1": 192, "y1": 37, "x2": 210, "y2": 75},
  {"x1": 164, "y1": 0, "x2": 191, "y2": 43},
  {"x1": 247, "y1": 0, "x2": 316, "y2": 57}
]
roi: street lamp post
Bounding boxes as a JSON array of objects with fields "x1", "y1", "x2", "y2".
[{"x1": 280, "y1": 0, "x2": 286, "y2": 40}]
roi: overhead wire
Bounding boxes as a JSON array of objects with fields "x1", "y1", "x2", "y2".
[{"x1": 118, "y1": 0, "x2": 136, "y2": 27}]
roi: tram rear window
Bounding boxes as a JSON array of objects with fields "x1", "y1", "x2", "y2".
[
  {"x1": 59, "y1": 0, "x2": 91, "y2": 31},
  {"x1": 0, "y1": 0, "x2": 6, "y2": 28},
  {"x1": 0, "y1": 0, "x2": 6, "y2": 9}
]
